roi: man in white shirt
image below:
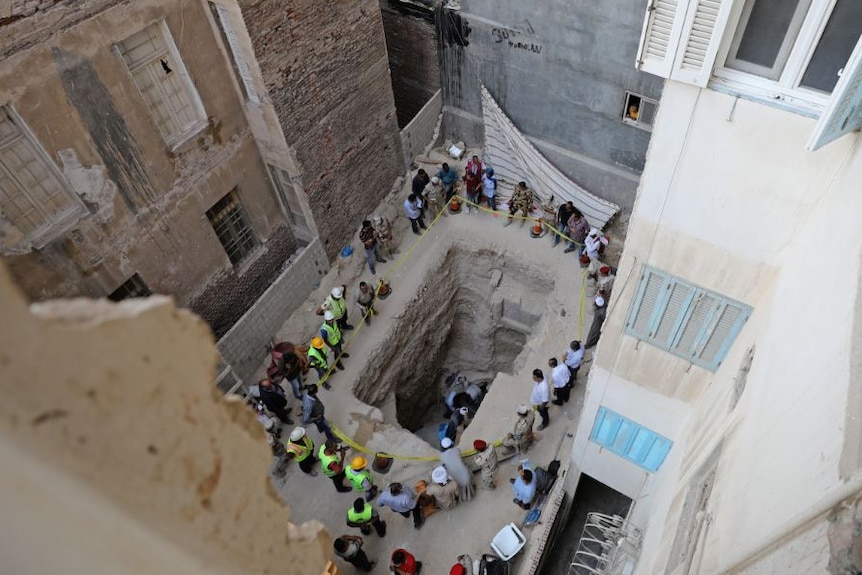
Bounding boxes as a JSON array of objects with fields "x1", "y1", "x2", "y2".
[
  {"x1": 564, "y1": 340, "x2": 584, "y2": 385},
  {"x1": 403, "y1": 194, "x2": 426, "y2": 235},
  {"x1": 549, "y1": 357, "x2": 571, "y2": 406},
  {"x1": 529, "y1": 368, "x2": 550, "y2": 430}
]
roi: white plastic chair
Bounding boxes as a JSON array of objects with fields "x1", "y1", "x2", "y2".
[{"x1": 491, "y1": 522, "x2": 527, "y2": 561}]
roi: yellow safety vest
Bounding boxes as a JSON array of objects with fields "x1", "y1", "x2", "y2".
[
  {"x1": 318, "y1": 445, "x2": 341, "y2": 477},
  {"x1": 328, "y1": 296, "x2": 347, "y2": 319},
  {"x1": 346, "y1": 466, "x2": 371, "y2": 491},
  {"x1": 347, "y1": 503, "x2": 372, "y2": 524},
  {"x1": 321, "y1": 322, "x2": 342, "y2": 346},
  {"x1": 308, "y1": 346, "x2": 328, "y2": 368},
  {"x1": 286, "y1": 436, "x2": 314, "y2": 462}
]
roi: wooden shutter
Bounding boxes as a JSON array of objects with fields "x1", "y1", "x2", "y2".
[
  {"x1": 673, "y1": 291, "x2": 718, "y2": 357},
  {"x1": 696, "y1": 302, "x2": 747, "y2": 369},
  {"x1": 214, "y1": 4, "x2": 261, "y2": 104},
  {"x1": 808, "y1": 36, "x2": 862, "y2": 151},
  {"x1": 636, "y1": 0, "x2": 690, "y2": 78},
  {"x1": 671, "y1": 0, "x2": 735, "y2": 87},
  {"x1": 627, "y1": 268, "x2": 668, "y2": 339},
  {"x1": 652, "y1": 280, "x2": 695, "y2": 346}
]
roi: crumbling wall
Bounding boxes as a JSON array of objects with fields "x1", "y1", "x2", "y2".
[
  {"x1": 0, "y1": 262, "x2": 331, "y2": 574},
  {"x1": 238, "y1": 0, "x2": 404, "y2": 259}
]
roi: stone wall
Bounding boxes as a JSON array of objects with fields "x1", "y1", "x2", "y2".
[
  {"x1": 217, "y1": 238, "x2": 330, "y2": 382},
  {"x1": 399, "y1": 89, "x2": 442, "y2": 168},
  {"x1": 239, "y1": 0, "x2": 405, "y2": 260}
]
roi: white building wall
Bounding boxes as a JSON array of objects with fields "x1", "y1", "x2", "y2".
[{"x1": 570, "y1": 81, "x2": 862, "y2": 574}]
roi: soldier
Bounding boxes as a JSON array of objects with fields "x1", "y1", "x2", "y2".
[
  {"x1": 346, "y1": 456, "x2": 379, "y2": 501},
  {"x1": 319, "y1": 440, "x2": 352, "y2": 492},
  {"x1": 308, "y1": 336, "x2": 335, "y2": 389},
  {"x1": 502, "y1": 405, "x2": 536, "y2": 454},
  {"x1": 372, "y1": 214, "x2": 396, "y2": 258},
  {"x1": 505, "y1": 181, "x2": 534, "y2": 227},
  {"x1": 285, "y1": 427, "x2": 317, "y2": 476},
  {"x1": 423, "y1": 176, "x2": 446, "y2": 218},
  {"x1": 473, "y1": 439, "x2": 498, "y2": 490}
]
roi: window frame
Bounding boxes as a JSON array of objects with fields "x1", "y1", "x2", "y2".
[
  {"x1": 108, "y1": 273, "x2": 152, "y2": 301},
  {"x1": 116, "y1": 21, "x2": 208, "y2": 149},
  {"x1": 0, "y1": 105, "x2": 85, "y2": 249},
  {"x1": 625, "y1": 265, "x2": 751, "y2": 371},
  {"x1": 589, "y1": 406, "x2": 674, "y2": 472},
  {"x1": 205, "y1": 189, "x2": 259, "y2": 267},
  {"x1": 621, "y1": 91, "x2": 659, "y2": 132}
]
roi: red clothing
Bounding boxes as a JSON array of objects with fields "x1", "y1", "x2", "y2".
[{"x1": 391, "y1": 549, "x2": 418, "y2": 575}]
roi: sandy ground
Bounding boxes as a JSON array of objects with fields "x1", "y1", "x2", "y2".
[{"x1": 260, "y1": 151, "x2": 627, "y2": 574}]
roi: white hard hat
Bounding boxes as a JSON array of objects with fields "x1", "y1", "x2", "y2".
[
  {"x1": 431, "y1": 176, "x2": 440, "y2": 184},
  {"x1": 595, "y1": 296, "x2": 606, "y2": 307},
  {"x1": 432, "y1": 466, "x2": 449, "y2": 484},
  {"x1": 324, "y1": 310, "x2": 335, "y2": 321},
  {"x1": 459, "y1": 407, "x2": 469, "y2": 416},
  {"x1": 331, "y1": 287, "x2": 344, "y2": 299},
  {"x1": 441, "y1": 437, "x2": 454, "y2": 449},
  {"x1": 289, "y1": 427, "x2": 306, "y2": 442}
]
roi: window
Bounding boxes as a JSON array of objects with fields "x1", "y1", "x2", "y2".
[
  {"x1": 0, "y1": 107, "x2": 83, "y2": 247},
  {"x1": 625, "y1": 266, "x2": 751, "y2": 371},
  {"x1": 589, "y1": 406, "x2": 673, "y2": 472},
  {"x1": 108, "y1": 273, "x2": 152, "y2": 301},
  {"x1": 206, "y1": 190, "x2": 258, "y2": 265},
  {"x1": 208, "y1": 2, "x2": 261, "y2": 104},
  {"x1": 636, "y1": 0, "x2": 862, "y2": 145},
  {"x1": 622, "y1": 92, "x2": 658, "y2": 131},
  {"x1": 118, "y1": 22, "x2": 207, "y2": 147},
  {"x1": 268, "y1": 165, "x2": 309, "y2": 233}
]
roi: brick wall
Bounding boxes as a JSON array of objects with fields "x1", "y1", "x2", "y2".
[
  {"x1": 216, "y1": 238, "x2": 330, "y2": 383},
  {"x1": 399, "y1": 89, "x2": 442, "y2": 168},
  {"x1": 189, "y1": 224, "x2": 300, "y2": 339},
  {"x1": 238, "y1": 0, "x2": 404, "y2": 260}
]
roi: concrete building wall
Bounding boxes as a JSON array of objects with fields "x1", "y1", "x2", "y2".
[
  {"x1": 569, "y1": 82, "x2": 862, "y2": 573},
  {"x1": 399, "y1": 89, "x2": 442, "y2": 169},
  {"x1": 238, "y1": 0, "x2": 405, "y2": 260},
  {"x1": 0, "y1": 0, "x2": 308, "y2": 339},
  {"x1": 437, "y1": 0, "x2": 664, "y2": 210},
  {"x1": 217, "y1": 238, "x2": 329, "y2": 383}
]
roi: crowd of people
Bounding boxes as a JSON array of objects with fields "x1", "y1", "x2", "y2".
[{"x1": 250, "y1": 153, "x2": 619, "y2": 573}]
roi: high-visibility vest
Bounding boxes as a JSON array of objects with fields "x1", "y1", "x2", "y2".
[
  {"x1": 286, "y1": 436, "x2": 314, "y2": 462},
  {"x1": 321, "y1": 322, "x2": 342, "y2": 346},
  {"x1": 328, "y1": 296, "x2": 347, "y2": 319},
  {"x1": 318, "y1": 445, "x2": 342, "y2": 477},
  {"x1": 308, "y1": 346, "x2": 328, "y2": 368},
  {"x1": 347, "y1": 502, "x2": 372, "y2": 524},
  {"x1": 346, "y1": 466, "x2": 371, "y2": 491}
]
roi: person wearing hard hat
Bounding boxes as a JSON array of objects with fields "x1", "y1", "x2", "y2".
[
  {"x1": 285, "y1": 427, "x2": 317, "y2": 476},
  {"x1": 346, "y1": 497, "x2": 387, "y2": 537},
  {"x1": 320, "y1": 285, "x2": 354, "y2": 331},
  {"x1": 473, "y1": 439, "x2": 498, "y2": 490},
  {"x1": 320, "y1": 310, "x2": 348, "y2": 371},
  {"x1": 425, "y1": 466, "x2": 459, "y2": 511},
  {"x1": 502, "y1": 405, "x2": 536, "y2": 454},
  {"x1": 308, "y1": 336, "x2": 334, "y2": 389},
  {"x1": 319, "y1": 440, "x2": 352, "y2": 493},
  {"x1": 346, "y1": 456, "x2": 379, "y2": 501}
]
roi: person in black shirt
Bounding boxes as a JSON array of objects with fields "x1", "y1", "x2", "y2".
[
  {"x1": 258, "y1": 378, "x2": 293, "y2": 424},
  {"x1": 553, "y1": 201, "x2": 576, "y2": 247}
]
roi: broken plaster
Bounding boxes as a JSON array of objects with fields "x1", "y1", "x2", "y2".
[{"x1": 59, "y1": 148, "x2": 116, "y2": 223}]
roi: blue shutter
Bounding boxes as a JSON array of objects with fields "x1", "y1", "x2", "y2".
[
  {"x1": 808, "y1": 36, "x2": 862, "y2": 151},
  {"x1": 626, "y1": 269, "x2": 668, "y2": 339},
  {"x1": 590, "y1": 407, "x2": 673, "y2": 472}
]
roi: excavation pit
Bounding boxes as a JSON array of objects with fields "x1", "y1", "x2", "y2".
[{"x1": 353, "y1": 246, "x2": 553, "y2": 445}]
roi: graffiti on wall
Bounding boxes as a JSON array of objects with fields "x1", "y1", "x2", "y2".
[{"x1": 490, "y1": 19, "x2": 542, "y2": 55}]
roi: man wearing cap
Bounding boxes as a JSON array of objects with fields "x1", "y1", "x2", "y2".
[
  {"x1": 285, "y1": 427, "x2": 317, "y2": 476},
  {"x1": 346, "y1": 456, "x2": 379, "y2": 501},
  {"x1": 257, "y1": 377, "x2": 293, "y2": 425},
  {"x1": 308, "y1": 336, "x2": 334, "y2": 389},
  {"x1": 564, "y1": 209, "x2": 590, "y2": 255},
  {"x1": 372, "y1": 214, "x2": 396, "y2": 258},
  {"x1": 440, "y1": 437, "x2": 475, "y2": 502},
  {"x1": 319, "y1": 439, "x2": 352, "y2": 492},
  {"x1": 346, "y1": 497, "x2": 387, "y2": 537},
  {"x1": 302, "y1": 384, "x2": 338, "y2": 443},
  {"x1": 585, "y1": 295, "x2": 608, "y2": 349},
  {"x1": 426, "y1": 466, "x2": 460, "y2": 510},
  {"x1": 333, "y1": 535, "x2": 376, "y2": 572},
  {"x1": 264, "y1": 418, "x2": 290, "y2": 479},
  {"x1": 359, "y1": 220, "x2": 387, "y2": 275},
  {"x1": 505, "y1": 181, "x2": 534, "y2": 227},
  {"x1": 584, "y1": 228, "x2": 609, "y2": 261},
  {"x1": 549, "y1": 357, "x2": 571, "y2": 406},
  {"x1": 320, "y1": 311, "x2": 348, "y2": 371},
  {"x1": 321, "y1": 286, "x2": 354, "y2": 331},
  {"x1": 530, "y1": 368, "x2": 551, "y2": 431},
  {"x1": 503, "y1": 405, "x2": 536, "y2": 454},
  {"x1": 473, "y1": 439, "x2": 498, "y2": 490},
  {"x1": 391, "y1": 548, "x2": 422, "y2": 575},
  {"x1": 378, "y1": 482, "x2": 424, "y2": 529},
  {"x1": 564, "y1": 340, "x2": 584, "y2": 385},
  {"x1": 597, "y1": 265, "x2": 616, "y2": 298}
]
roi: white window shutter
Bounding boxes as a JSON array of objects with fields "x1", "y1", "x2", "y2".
[
  {"x1": 670, "y1": 0, "x2": 734, "y2": 87},
  {"x1": 807, "y1": 36, "x2": 862, "y2": 151},
  {"x1": 636, "y1": 0, "x2": 691, "y2": 78},
  {"x1": 215, "y1": 4, "x2": 261, "y2": 104},
  {"x1": 652, "y1": 280, "x2": 694, "y2": 345}
]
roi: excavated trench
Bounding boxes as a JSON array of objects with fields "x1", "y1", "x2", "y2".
[{"x1": 354, "y1": 246, "x2": 554, "y2": 440}]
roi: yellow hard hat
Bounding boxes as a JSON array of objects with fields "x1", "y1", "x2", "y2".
[
  {"x1": 311, "y1": 336, "x2": 325, "y2": 349},
  {"x1": 350, "y1": 456, "x2": 367, "y2": 471}
]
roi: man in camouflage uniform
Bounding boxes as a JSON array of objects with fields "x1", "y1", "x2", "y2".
[
  {"x1": 473, "y1": 439, "x2": 498, "y2": 490},
  {"x1": 502, "y1": 404, "x2": 536, "y2": 454},
  {"x1": 372, "y1": 214, "x2": 396, "y2": 258},
  {"x1": 505, "y1": 181, "x2": 534, "y2": 227}
]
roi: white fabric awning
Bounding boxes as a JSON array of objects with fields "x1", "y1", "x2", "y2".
[{"x1": 481, "y1": 85, "x2": 620, "y2": 229}]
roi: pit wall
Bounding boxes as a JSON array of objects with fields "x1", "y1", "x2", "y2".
[
  {"x1": 569, "y1": 83, "x2": 862, "y2": 573},
  {"x1": 437, "y1": 0, "x2": 664, "y2": 210},
  {"x1": 399, "y1": 89, "x2": 443, "y2": 169}
]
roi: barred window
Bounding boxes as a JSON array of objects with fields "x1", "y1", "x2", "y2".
[
  {"x1": 108, "y1": 273, "x2": 152, "y2": 301},
  {"x1": 206, "y1": 190, "x2": 258, "y2": 265}
]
